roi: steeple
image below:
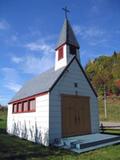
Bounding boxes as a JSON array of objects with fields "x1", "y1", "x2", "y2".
[
  {"x1": 55, "y1": 17, "x2": 80, "y2": 71},
  {"x1": 56, "y1": 19, "x2": 80, "y2": 50}
]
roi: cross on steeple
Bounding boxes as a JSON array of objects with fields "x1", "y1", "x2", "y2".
[{"x1": 62, "y1": 6, "x2": 70, "y2": 19}]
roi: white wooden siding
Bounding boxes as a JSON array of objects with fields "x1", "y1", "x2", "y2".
[
  {"x1": 49, "y1": 59, "x2": 99, "y2": 144},
  {"x1": 7, "y1": 93, "x2": 49, "y2": 146},
  {"x1": 7, "y1": 58, "x2": 99, "y2": 146},
  {"x1": 55, "y1": 45, "x2": 67, "y2": 70},
  {"x1": 55, "y1": 44, "x2": 80, "y2": 71}
]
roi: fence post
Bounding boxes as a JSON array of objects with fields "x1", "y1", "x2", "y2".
[{"x1": 104, "y1": 85, "x2": 107, "y2": 119}]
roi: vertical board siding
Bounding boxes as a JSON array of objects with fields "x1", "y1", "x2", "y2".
[
  {"x1": 7, "y1": 93, "x2": 49, "y2": 146},
  {"x1": 49, "y1": 59, "x2": 99, "y2": 144}
]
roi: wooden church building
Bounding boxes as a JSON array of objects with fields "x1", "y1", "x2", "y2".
[{"x1": 7, "y1": 17, "x2": 99, "y2": 146}]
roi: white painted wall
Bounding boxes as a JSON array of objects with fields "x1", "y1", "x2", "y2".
[
  {"x1": 7, "y1": 93, "x2": 49, "y2": 146},
  {"x1": 7, "y1": 59, "x2": 99, "y2": 146},
  {"x1": 49, "y1": 59, "x2": 99, "y2": 144},
  {"x1": 55, "y1": 45, "x2": 67, "y2": 71},
  {"x1": 55, "y1": 44, "x2": 80, "y2": 71}
]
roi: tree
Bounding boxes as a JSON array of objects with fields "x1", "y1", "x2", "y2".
[{"x1": 85, "y1": 52, "x2": 120, "y2": 96}]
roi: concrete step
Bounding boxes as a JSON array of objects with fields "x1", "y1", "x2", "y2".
[
  {"x1": 60, "y1": 134, "x2": 120, "y2": 153},
  {"x1": 71, "y1": 136, "x2": 120, "y2": 149}
]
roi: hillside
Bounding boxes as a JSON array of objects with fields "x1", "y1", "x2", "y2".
[
  {"x1": 98, "y1": 96, "x2": 120, "y2": 122},
  {"x1": 85, "y1": 51, "x2": 120, "y2": 96}
]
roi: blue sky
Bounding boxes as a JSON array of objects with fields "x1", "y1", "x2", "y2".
[{"x1": 0, "y1": 0, "x2": 120, "y2": 105}]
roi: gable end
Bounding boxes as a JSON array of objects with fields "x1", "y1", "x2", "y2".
[
  {"x1": 75, "y1": 58, "x2": 98, "y2": 97},
  {"x1": 50, "y1": 56, "x2": 97, "y2": 97}
]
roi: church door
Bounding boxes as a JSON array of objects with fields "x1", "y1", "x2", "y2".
[{"x1": 61, "y1": 94, "x2": 91, "y2": 137}]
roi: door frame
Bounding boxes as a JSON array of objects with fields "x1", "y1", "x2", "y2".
[{"x1": 61, "y1": 94, "x2": 91, "y2": 138}]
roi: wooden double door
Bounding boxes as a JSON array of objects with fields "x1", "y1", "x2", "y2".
[{"x1": 61, "y1": 95, "x2": 91, "y2": 137}]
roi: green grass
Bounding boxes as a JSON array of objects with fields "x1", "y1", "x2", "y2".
[
  {"x1": 98, "y1": 96, "x2": 120, "y2": 122},
  {"x1": 0, "y1": 109, "x2": 7, "y2": 129},
  {"x1": 0, "y1": 132, "x2": 120, "y2": 160},
  {"x1": 104, "y1": 129, "x2": 120, "y2": 134},
  {"x1": 0, "y1": 107, "x2": 120, "y2": 159}
]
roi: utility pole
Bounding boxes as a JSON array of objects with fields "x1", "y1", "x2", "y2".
[{"x1": 104, "y1": 84, "x2": 107, "y2": 119}]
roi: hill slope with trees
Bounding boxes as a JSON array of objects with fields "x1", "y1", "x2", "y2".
[{"x1": 85, "y1": 51, "x2": 120, "y2": 96}]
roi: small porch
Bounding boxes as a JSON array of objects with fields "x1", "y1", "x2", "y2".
[{"x1": 54, "y1": 133, "x2": 120, "y2": 153}]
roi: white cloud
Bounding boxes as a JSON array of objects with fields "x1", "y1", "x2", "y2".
[
  {"x1": 12, "y1": 40, "x2": 55, "y2": 74},
  {"x1": 11, "y1": 35, "x2": 18, "y2": 42},
  {"x1": 0, "y1": 95, "x2": 3, "y2": 99},
  {"x1": 2, "y1": 68, "x2": 19, "y2": 80},
  {"x1": 80, "y1": 50, "x2": 88, "y2": 56},
  {"x1": 1, "y1": 67, "x2": 21, "y2": 92},
  {"x1": 74, "y1": 25, "x2": 104, "y2": 39},
  {"x1": 11, "y1": 56, "x2": 23, "y2": 64},
  {"x1": 10, "y1": 49, "x2": 54, "y2": 74},
  {"x1": 4, "y1": 34, "x2": 19, "y2": 46},
  {"x1": 74, "y1": 25, "x2": 107, "y2": 46},
  {"x1": 91, "y1": 5, "x2": 98, "y2": 13},
  {"x1": 11, "y1": 54, "x2": 54, "y2": 75},
  {"x1": 5, "y1": 82, "x2": 21, "y2": 92},
  {"x1": 90, "y1": 0, "x2": 105, "y2": 14},
  {"x1": 89, "y1": 38, "x2": 107, "y2": 46},
  {"x1": 115, "y1": 30, "x2": 120, "y2": 34},
  {"x1": 73, "y1": 25, "x2": 82, "y2": 35},
  {"x1": 22, "y1": 55, "x2": 54, "y2": 74},
  {"x1": 0, "y1": 20, "x2": 9, "y2": 30},
  {"x1": 85, "y1": 28, "x2": 104, "y2": 38},
  {"x1": 25, "y1": 41, "x2": 54, "y2": 53}
]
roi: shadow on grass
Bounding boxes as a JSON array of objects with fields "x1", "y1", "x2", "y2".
[
  {"x1": 0, "y1": 128, "x2": 6, "y2": 133},
  {"x1": 0, "y1": 133, "x2": 76, "y2": 160},
  {"x1": 1, "y1": 150, "x2": 75, "y2": 160},
  {"x1": 102, "y1": 131, "x2": 120, "y2": 136},
  {"x1": 100, "y1": 128, "x2": 120, "y2": 136}
]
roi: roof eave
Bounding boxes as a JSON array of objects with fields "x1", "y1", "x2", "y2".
[
  {"x1": 55, "y1": 42, "x2": 80, "y2": 51},
  {"x1": 8, "y1": 91, "x2": 49, "y2": 104}
]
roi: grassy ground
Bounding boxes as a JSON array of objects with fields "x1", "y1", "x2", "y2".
[
  {"x1": 104, "y1": 129, "x2": 120, "y2": 134},
  {"x1": 0, "y1": 109, "x2": 7, "y2": 129},
  {"x1": 0, "y1": 109, "x2": 120, "y2": 160},
  {"x1": 98, "y1": 96, "x2": 120, "y2": 122},
  {"x1": 0, "y1": 132, "x2": 120, "y2": 160}
]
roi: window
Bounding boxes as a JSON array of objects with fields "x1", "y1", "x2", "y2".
[
  {"x1": 70, "y1": 45, "x2": 76, "y2": 55},
  {"x1": 18, "y1": 103, "x2": 22, "y2": 112},
  {"x1": 29, "y1": 99, "x2": 35, "y2": 111},
  {"x1": 12, "y1": 98, "x2": 36, "y2": 114},
  {"x1": 23, "y1": 101, "x2": 28, "y2": 112},
  {"x1": 74, "y1": 82, "x2": 78, "y2": 88},
  {"x1": 13, "y1": 104, "x2": 17, "y2": 113},
  {"x1": 58, "y1": 47, "x2": 63, "y2": 60}
]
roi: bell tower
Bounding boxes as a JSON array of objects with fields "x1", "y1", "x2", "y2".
[{"x1": 55, "y1": 13, "x2": 80, "y2": 71}]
